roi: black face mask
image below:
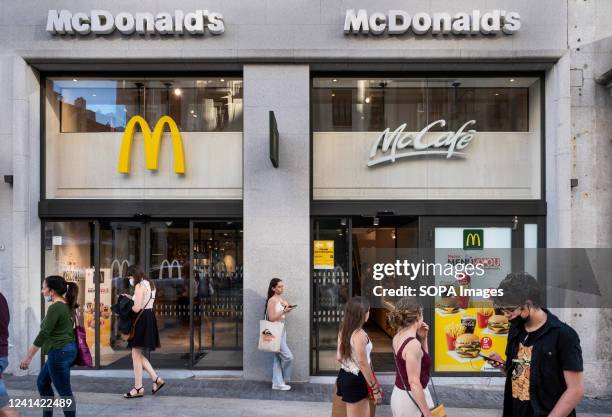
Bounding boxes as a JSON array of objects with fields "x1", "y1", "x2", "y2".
[{"x1": 509, "y1": 306, "x2": 530, "y2": 326}]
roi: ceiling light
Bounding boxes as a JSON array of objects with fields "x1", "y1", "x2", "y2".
[
  {"x1": 220, "y1": 78, "x2": 225, "y2": 82},
  {"x1": 332, "y1": 79, "x2": 338, "y2": 82},
  {"x1": 190, "y1": 109, "x2": 195, "y2": 114},
  {"x1": 72, "y1": 78, "x2": 77, "y2": 82},
  {"x1": 510, "y1": 78, "x2": 515, "y2": 82},
  {"x1": 174, "y1": 88, "x2": 182, "y2": 96},
  {"x1": 365, "y1": 97, "x2": 371, "y2": 104},
  {"x1": 373, "y1": 217, "x2": 379, "y2": 226},
  {"x1": 331, "y1": 93, "x2": 335, "y2": 97}
]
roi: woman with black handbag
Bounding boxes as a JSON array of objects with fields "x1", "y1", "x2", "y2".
[
  {"x1": 388, "y1": 297, "x2": 436, "y2": 417},
  {"x1": 121, "y1": 266, "x2": 164, "y2": 399}
]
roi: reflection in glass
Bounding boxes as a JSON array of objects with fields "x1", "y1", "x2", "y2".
[
  {"x1": 43, "y1": 221, "x2": 96, "y2": 365},
  {"x1": 49, "y1": 78, "x2": 243, "y2": 133}
]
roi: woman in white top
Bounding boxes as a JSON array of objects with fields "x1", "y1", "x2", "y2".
[
  {"x1": 266, "y1": 278, "x2": 295, "y2": 391},
  {"x1": 336, "y1": 297, "x2": 382, "y2": 417},
  {"x1": 122, "y1": 265, "x2": 164, "y2": 399}
]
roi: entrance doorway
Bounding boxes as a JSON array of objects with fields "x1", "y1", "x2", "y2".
[
  {"x1": 351, "y1": 216, "x2": 418, "y2": 372},
  {"x1": 43, "y1": 219, "x2": 243, "y2": 370}
]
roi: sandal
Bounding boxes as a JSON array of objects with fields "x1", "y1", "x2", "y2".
[
  {"x1": 123, "y1": 386, "x2": 144, "y2": 399},
  {"x1": 152, "y1": 377, "x2": 166, "y2": 395}
]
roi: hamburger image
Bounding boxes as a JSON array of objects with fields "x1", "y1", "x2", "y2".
[
  {"x1": 455, "y1": 333, "x2": 481, "y2": 358},
  {"x1": 487, "y1": 315, "x2": 510, "y2": 334},
  {"x1": 436, "y1": 296, "x2": 460, "y2": 314}
]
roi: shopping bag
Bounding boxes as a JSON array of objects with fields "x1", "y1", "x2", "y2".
[
  {"x1": 72, "y1": 312, "x2": 93, "y2": 367},
  {"x1": 258, "y1": 319, "x2": 284, "y2": 352}
]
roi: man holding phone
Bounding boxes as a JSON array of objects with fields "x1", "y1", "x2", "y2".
[{"x1": 487, "y1": 273, "x2": 584, "y2": 417}]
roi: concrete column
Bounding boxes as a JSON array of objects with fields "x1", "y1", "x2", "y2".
[
  {"x1": 242, "y1": 65, "x2": 311, "y2": 382},
  {"x1": 7, "y1": 57, "x2": 41, "y2": 375}
]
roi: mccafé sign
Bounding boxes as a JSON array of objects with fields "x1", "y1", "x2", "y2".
[
  {"x1": 46, "y1": 9, "x2": 224, "y2": 36},
  {"x1": 367, "y1": 119, "x2": 476, "y2": 167},
  {"x1": 344, "y1": 9, "x2": 521, "y2": 36},
  {"x1": 118, "y1": 116, "x2": 185, "y2": 175}
]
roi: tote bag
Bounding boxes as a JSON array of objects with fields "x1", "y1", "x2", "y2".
[
  {"x1": 73, "y1": 311, "x2": 93, "y2": 368},
  {"x1": 258, "y1": 301, "x2": 284, "y2": 353}
]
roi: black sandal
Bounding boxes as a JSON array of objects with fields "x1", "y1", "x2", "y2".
[
  {"x1": 123, "y1": 386, "x2": 144, "y2": 399},
  {"x1": 152, "y1": 377, "x2": 166, "y2": 395}
]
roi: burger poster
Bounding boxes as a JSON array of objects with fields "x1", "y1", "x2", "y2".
[{"x1": 433, "y1": 227, "x2": 512, "y2": 372}]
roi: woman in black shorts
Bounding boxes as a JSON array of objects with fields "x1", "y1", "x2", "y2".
[{"x1": 336, "y1": 297, "x2": 382, "y2": 417}]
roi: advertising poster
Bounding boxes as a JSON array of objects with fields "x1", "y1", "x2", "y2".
[
  {"x1": 85, "y1": 268, "x2": 112, "y2": 351},
  {"x1": 314, "y1": 240, "x2": 335, "y2": 269},
  {"x1": 433, "y1": 228, "x2": 511, "y2": 372}
]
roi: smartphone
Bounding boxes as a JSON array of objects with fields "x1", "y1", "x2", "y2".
[{"x1": 479, "y1": 353, "x2": 505, "y2": 366}]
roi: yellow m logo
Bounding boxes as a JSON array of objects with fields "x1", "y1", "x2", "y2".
[
  {"x1": 465, "y1": 233, "x2": 481, "y2": 247},
  {"x1": 118, "y1": 115, "x2": 185, "y2": 174}
]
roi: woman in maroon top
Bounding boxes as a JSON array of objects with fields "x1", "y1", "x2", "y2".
[{"x1": 388, "y1": 297, "x2": 434, "y2": 417}]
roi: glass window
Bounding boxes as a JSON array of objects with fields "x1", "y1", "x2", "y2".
[
  {"x1": 312, "y1": 77, "x2": 532, "y2": 132},
  {"x1": 49, "y1": 78, "x2": 243, "y2": 133},
  {"x1": 43, "y1": 221, "x2": 96, "y2": 365}
]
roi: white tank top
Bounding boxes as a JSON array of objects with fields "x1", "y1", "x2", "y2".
[
  {"x1": 139, "y1": 280, "x2": 156, "y2": 310},
  {"x1": 340, "y1": 330, "x2": 373, "y2": 375}
]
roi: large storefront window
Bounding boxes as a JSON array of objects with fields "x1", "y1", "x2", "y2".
[
  {"x1": 50, "y1": 78, "x2": 243, "y2": 133},
  {"x1": 312, "y1": 76, "x2": 542, "y2": 200},
  {"x1": 43, "y1": 221, "x2": 97, "y2": 365}
]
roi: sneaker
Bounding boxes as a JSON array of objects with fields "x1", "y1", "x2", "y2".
[{"x1": 272, "y1": 383, "x2": 291, "y2": 391}]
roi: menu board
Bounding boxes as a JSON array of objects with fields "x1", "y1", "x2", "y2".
[{"x1": 85, "y1": 268, "x2": 112, "y2": 350}]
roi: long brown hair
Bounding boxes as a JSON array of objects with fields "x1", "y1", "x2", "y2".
[{"x1": 338, "y1": 297, "x2": 370, "y2": 361}]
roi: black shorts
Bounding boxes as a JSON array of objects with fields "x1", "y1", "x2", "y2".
[{"x1": 336, "y1": 368, "x2": 369, "y2": 403}]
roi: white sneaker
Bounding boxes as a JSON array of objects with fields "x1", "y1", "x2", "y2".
[{"x1": 272, "y1": 383, "x2": 291, "y2": 391}]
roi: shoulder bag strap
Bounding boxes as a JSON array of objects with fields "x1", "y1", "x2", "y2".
[
  {"x1": 393, "y1": 340, "x2": 426, "y2": 417},
  {"x1": 132, "y1": 292, "x2": 153, "y2": 326}
]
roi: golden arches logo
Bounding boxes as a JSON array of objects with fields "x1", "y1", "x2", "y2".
[
  {"x1": 465, "y1": 233, "x2": 481, "y2": 247},
  {"x1": 118, "y1": 115, "x2": 185, "y2": 174}
]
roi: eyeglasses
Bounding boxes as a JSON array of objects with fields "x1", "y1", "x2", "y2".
[{"x1": 498, "y1": 305, "x2": 522, "y2": 315}]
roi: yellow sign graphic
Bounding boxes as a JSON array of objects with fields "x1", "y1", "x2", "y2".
[
  {"x1": 118, "y1": 115, "x2": 185, "y2": 174},
  {"x1": 314, "y1": 240, "x2": 335, "y2": 269},
  {"x1": 466, "y1": 233, "x2": 481, "y2": 247}
]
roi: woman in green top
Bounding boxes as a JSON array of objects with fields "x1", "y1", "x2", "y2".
[{"x1": 20, "y1": 275, "x2": 78, "y2": 417}]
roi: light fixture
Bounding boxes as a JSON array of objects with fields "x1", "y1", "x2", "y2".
[
  {"x1": 220, "y1": 78, "x2": 225, "y2": 82},
  {"x1": 92, "y1": 93, "x2": 96, "y2": 97},
  {"x1": 72, "y1": 78, "x2": 77, "y2": 82},
  {"x1": 340, "y1": 218, "x2": 347, "y2": 226},
  {"x1": 495, "y1": 93, "x2": 500, "y2": 96},
  {"x1": 510, "y1": 78, "x2": 515, "y2": 83},
  {"x1": 332, "y1": 79, "x2": 338, "y2": 82},
  {"x1": 365, "y1": 97, "x2": 371, "y2": 104},
  {"x1": 174, "y1": 88, "x2": 182, "y2": 96},
  {"x1": 190, "y1": 109, "x2": 195, "y2": 114},
  {"x1": 392, "y1": 232, "x2": 396, "y2": 240},
  {"x1": 373, "y1": 217, "x2": 379, "y2": 226},
  {"x1": 331, "y1": 93, "x2": 335, "y2": 97}
]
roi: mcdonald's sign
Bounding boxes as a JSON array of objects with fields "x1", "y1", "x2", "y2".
[
  {"x1": 463, "y1": 229, "x2": 483, "y2": 250},
  {"x1": 118, "y1": 115, "x2": 185, "y2": 174}
]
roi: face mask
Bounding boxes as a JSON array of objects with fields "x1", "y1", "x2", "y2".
[
  {"x1": 129, "y1": 278, "x2": 135, "y2": 287},
  {"x1": 510, "y1": 306, "x2": 530, "y2": 325},
  {"x1": 45, "y1": 295, "x2": 53, "y2": 303}
]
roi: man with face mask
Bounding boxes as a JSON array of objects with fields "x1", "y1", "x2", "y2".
[{"x1": 487, "y1": 272, "x2": 584, "y2": 417}]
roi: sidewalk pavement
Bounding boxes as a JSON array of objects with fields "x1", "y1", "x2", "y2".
[{"x1": 5, "y1": 375, "x2": 612, "y2": 417}]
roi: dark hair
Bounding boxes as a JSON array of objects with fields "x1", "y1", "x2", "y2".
[
  {"x1": 339, "y1": 297, "x2": 370, "y2": 361},
  {"x1": 387, "y1": 297, "x2": 422, "y2": 331},
  {"x1": 494, "y1": 272, "x2": 542, "y2": 308},
  {"x1": 45, "y1": 275, "x2": 79, "y2": 309},
  {"x1": 267, "y1": 278, "x2": 282, "y2": 300},
  {"x1": 126, "y1": 265, "x2": 155, "y2": 291}
]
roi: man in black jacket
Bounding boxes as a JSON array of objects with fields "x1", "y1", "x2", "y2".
[{"x1": 488, "y1": 273, "x2": 584, "y2": 417}]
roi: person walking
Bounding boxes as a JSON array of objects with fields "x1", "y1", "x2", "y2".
[
  {"x1": 488, "y1": 272, "x2": 584, "y2": 417},
  {"x1": 336, "y1": 296, "x2": 382, "y2": 417},
  {"x1": 387, "y1": 297, "x2": 433, "y2": 417},
  {"x1": 1, "y1": 291, "x2": 19, "y2": 417},
  {"x1": 122, "y1": 266, "x2": 164, "y2": 399},
  {"x1": 266, "y1": 278, "x2": 294, "y2": 391},
  {"x1": 19, "y1": 276, "x2": 78, "y2": 417}
]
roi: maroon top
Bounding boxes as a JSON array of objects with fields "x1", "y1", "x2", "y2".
[
  {"x1": 394, "y1": 336, "x2": 431, "y2": 391},
  {"x1": 0, "y1": 292, "x2": 9, "y2": 358}
]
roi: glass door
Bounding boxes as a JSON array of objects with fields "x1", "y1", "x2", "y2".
[
  {"x1": 99, "y1": 222, "x2": 145, "y2": 368},
  {"x1": 190, "y1": 221, "x2": 243, "y2": 369}
]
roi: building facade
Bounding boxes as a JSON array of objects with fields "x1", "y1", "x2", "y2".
[{"x1": 0, "y1": 0, "x2": 610, "y2": 396}]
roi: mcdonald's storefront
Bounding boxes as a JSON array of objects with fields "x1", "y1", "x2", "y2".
[{"x1": 6, "y1": 0, "x2": 596, "y2": 387}]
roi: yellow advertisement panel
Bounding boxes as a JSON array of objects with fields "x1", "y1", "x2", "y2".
[
  {"x1": 314, "y1": 240, "x2": 335, "y2": 269},
  {"x1": 434, "y1": 305, "x2": 508, "y2": 372}
]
